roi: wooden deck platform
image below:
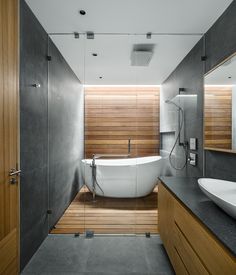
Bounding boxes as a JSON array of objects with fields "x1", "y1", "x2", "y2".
[{"x1": 51, "y1": 186, "x2": 158, "y2": 234}]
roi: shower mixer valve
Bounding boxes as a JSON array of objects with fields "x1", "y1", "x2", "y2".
[{"x1": 188, "y1": 153, "x2": 197, "y2": 166}]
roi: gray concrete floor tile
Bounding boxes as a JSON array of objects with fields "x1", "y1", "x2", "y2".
[
  {"x1": 141, "y1": 236, "x2": 174, "y2": 274},
  {"x1": 85, "y1": 237, "x2": 147, "y2": 273},
  {"x1": 21, "y1": 235, "x2": 174, "y2": 275},
  {"x1": 21, "y1": 235, "x2": 92, "y2": 274}
]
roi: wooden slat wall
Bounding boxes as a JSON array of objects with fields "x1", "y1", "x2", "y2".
[
  {"x1": 85, "y1": 87, "x2": 160, "y2": 158},
  {"x1": 204, "y1": 86, "x2": 232, "y2": 149}
]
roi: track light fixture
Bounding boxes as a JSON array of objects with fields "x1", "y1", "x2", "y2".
[
  {"x1": 87, "y1": 31, "x2": 94, "y2": 39},
  {"x1": 74, "y1": 32, "x2": 79, "y2": 39}
]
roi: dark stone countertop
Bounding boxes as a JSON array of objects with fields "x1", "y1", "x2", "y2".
[{"x1": 159, "y1": 176, "x2": 236, "y2": 258}]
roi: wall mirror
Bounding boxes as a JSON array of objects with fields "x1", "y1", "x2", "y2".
[{"x1": 204, "y1": 53, "x2": 236, "y2": 152}]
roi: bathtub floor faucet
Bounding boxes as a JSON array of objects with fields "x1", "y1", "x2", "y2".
[
  {"x1": 128, "y1": 139, "x2": 131, "y2": 155},
  {"x1": 90, "y1": 153, "x2": 131, "y2": 200}
]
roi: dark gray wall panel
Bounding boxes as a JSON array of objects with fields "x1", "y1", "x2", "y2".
[
  {"x1": 20, "y1": 0, "x2": 49, "y2": 270},
  {"x1": 20, "y1": 168, "x2": 49, "y2": 269},
  {"x1": 205, "y1": 150, "x2": 236, "y2": 181},
  {"x1": 205, "y1": 0, "x2": 236, "y2": 73},
  {"x1": 160, "y1": 39, "x2": 204, "y2": 177},
  {"x1": 204, "y1": 0, "x2": 236, "y2": 180},
  {"x1": 48, "y1": 39, "x2": 84, "y2": 229},
  {"x1": 20, "y1": 0, "x2": 84, "y2": 270},
  {"x1": 161, "y1": 0, "x2": 236, "y2": 179}
]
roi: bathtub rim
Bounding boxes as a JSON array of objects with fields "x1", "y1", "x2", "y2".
[{"x1": 81, "y1": 155, "x2": 162, "y2": 167}]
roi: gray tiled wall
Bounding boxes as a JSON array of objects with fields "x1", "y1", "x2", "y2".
[
  {"x1": 160, "y1": 0, "x2": 236, "y2": 178},
  {"x1": 48, "y1": 39, "x2": 84, "y2": 229},
  {"x1": 20, "y1": 0, "x2": 49, "y2": 269},
  {"x1": 20, "y1": 0, "x2": 84, "y2": 270},
  {"x1": 160, "y1": 39, "x2": 204, "y2": 177},
  {"x1": 205, "y1": 0, "x2": 236, "y2": 73},
  {"x1": 204, "y1": 0, "x2": 236, "y2": 180}
]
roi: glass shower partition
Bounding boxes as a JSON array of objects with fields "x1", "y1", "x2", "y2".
[
  {"x1": 83, "y1": 34, "x2": 138, "y2": 235},
  {"x1": 46, "y1": 31, "x2": 201, "y2": 237},
  {"x1": 47, "y1": 31, "x2": 162, "y2": 236},
  {"x1": 48, "y1": 32, "x2": 86, "y2": 234},
  {"x1": 133, "y1": 34, "x2": 160, "y2": 235}
]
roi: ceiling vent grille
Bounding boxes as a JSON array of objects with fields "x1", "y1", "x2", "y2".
[
  {"x1": 130, "y1": 44, "x2": 155, "y2": 66},
  {"x1": 131, "y1": 50, "x2": 153, "y2": 66}
]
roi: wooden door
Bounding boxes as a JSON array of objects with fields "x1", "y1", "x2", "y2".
[{"x1": 0, "y1": 0, "x2": 19, "y2": 274}]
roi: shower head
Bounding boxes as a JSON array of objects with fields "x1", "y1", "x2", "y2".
[{"x1": 165, "y1": 94, "x2": 197, "y2": 112}]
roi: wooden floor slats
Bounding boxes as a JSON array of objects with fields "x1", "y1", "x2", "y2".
[{"x1": 51, "y1": 186, "x2": 158, "y2": 234}]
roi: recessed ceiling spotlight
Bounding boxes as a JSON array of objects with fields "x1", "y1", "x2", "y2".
[
  {"x1": 79, "y1": 10, "x2": 86, "y2": 15},
  {"x1": 92, "y1": 53, "x2": 98, "y2": 57}
]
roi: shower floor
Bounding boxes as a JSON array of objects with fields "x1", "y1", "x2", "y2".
[
  {"x1": 21, "y1": 235, "x2": 174, "y2": 274},
  {"x1": 51, "y1": 186, "x2": 158, "y2": 234}
]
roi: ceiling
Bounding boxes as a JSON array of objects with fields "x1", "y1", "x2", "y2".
[{"x1": 26, "y1": 0, "x2": 233, "y2": 85}]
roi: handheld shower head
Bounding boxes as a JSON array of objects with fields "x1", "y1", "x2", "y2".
[{"x1": 164, "y1": 97, "x2": 187, "y2": 170}]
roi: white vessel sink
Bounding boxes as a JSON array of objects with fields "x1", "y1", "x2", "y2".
[{"x1": 198, "y1": 178, "x2": 236, "y2": 219}]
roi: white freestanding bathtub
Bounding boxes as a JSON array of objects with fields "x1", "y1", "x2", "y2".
[{"x1": 81, "y1": 156, "x2": 163, "y2": 198}]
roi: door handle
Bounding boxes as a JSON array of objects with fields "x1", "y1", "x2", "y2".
[{"x1": 9, "y1": 169, "x2": 21, "y2": 176}]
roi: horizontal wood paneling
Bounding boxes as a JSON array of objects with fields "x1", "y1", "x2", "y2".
[
  {"x1": 85, "y1": 87, "x2": 160, "y2": 158},
  {"x1": 204, "y1": 86, "x2": 232, "y2": 149},
  {"x1": 51, "y1": 186, "x2": 158, "y2": 234}
]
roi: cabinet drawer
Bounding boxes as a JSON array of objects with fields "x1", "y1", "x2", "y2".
[
  {"x1": 172, "y1": 246, "x2": 189, "y2": 275},
  {"x1": 174, "y1": 199, "x2": 236, "y2": 275},
  {"x1": 173, "y1": 221, "x2": 209, "y2": 275}
]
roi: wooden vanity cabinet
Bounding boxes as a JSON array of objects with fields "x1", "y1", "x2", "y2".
[{"x1": 158, "y1": 182, "x2": 236, "y2": 275}]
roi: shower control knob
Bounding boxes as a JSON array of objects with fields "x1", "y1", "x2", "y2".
[{"x1": 188, "y1": 153, "x2": 197, "y2": 166}]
